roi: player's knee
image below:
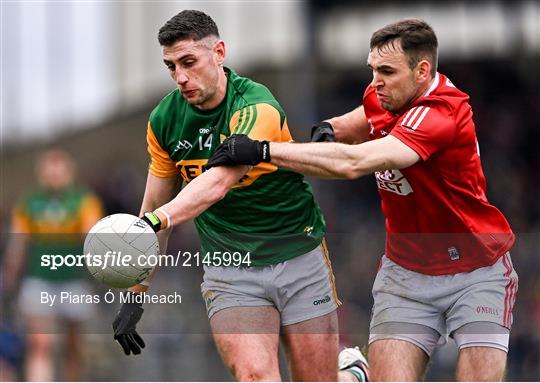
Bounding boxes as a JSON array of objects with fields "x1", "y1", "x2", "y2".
[
  {"x1": 28, "y1": 334, "x2": 53, "y2": 356},
  {"x1": 231, "y1": 361, "x2": 279, "y2": 382},
  {"x1": 456, "y1": 365, "x2": 506, "y2": 382},
  {"x1": 456, "y1": 347, "x2": 507, "y2": 381},
  {"x1": 235, "y1": 370, "x2": 278, "y2": 381}
]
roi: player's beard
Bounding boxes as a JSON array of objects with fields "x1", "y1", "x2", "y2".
[
  {"x1": 379, "y1": 99, "x2": 401, "y2": 114},
  {"x1": 380, "y1": 93, "x2": 414, "y2": 115},
  {"x1": 182, "y1": 89, "x2": 201, "y2": 104},
  {"x1": 183, "y1": 85, "x2": 217, "y2": 108},
  {"x1": 379, "y1": 100, "x2": 392, "y2": 112}
]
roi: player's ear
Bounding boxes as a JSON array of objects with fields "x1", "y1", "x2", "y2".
[
  {"x1": 416, "y1": 59, "x2": 431, "y2": 84},
  {"x1": 214, "y1": 40, "x2": 226, "y2": 66}
]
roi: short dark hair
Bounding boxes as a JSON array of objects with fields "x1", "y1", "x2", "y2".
[
  {"x1": 158, "y1": 10, "x2": 219, "y2": 46},
  {"x1": 370, "y1": 19, "x2": 438, "y2": 77}
]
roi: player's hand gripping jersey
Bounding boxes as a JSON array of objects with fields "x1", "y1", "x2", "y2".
[
  {"x1": 147, "y1": 68, "x2": 325, "y2": 265},
  {"x1": 364, "y1": 73, "x2": 514, "y2": 275}
]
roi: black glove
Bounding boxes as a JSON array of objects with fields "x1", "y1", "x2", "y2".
[
  {"x1": 112, "y1": 292, "x2": 146, "y2": 355},
  {"x1": 311, "y1": 121, "x2": 336, "y2": 142},
  {"x1": 140, "y1": 212, "x2": 161, "y2": 233},
  {"x1": 205, "y1": 134, "x2": 270, "y2": 169}
]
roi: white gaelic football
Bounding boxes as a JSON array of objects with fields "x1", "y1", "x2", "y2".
[{"x1": 83, "y1": 213, "x2": 159, "y2": 288}]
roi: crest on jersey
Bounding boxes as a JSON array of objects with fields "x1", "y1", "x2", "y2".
[{"x1": 171, "y1": 139, "x2": 193, "y2": 155}]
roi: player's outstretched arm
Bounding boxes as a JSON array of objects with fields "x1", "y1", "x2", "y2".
[
  {"x1": 270, "y1": 135, "x2": 420, "y2": 178},
  {"x1": 207, "y1": 134, "x2": 420, "y2": 179},
  {"x1": 152, "y1": 165, "x2": 249, "y2": 231}
]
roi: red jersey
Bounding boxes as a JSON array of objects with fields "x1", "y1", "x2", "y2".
[{"x1": 364, "y1": 72, "x2": 514, "y2": 275}]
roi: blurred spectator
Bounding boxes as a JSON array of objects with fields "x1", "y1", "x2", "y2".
[{"x1": 1, "y1": 149, "x2": 104, "y2": 381}]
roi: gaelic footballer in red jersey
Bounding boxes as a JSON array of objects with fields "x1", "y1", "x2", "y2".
[
  {"x1": 206, "y1": 18, "x2": 518, "y2": 382},
  {"x1": 364, "y1": 73, "x2": 514, "y2": 275}
]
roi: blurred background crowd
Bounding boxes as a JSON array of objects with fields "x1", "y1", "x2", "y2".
[{"x1": 1, "y1": 1, "x2": 539, "y2": 381}]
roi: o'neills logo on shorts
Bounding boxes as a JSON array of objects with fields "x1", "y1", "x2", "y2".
[
  {"x1": 313, "y1": 295, "x2": 331, "y2": 306},
  {"x1": 476, "y1": 306, "x2": 500, "y2": 316}
]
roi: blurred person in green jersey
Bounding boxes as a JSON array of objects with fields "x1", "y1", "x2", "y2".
[
  {"x1": 110, "y1": 9, "x2": 368, "y2": 382},
  {"x1": 2, "y1": 149, "x2": 104, "y2": 381}
]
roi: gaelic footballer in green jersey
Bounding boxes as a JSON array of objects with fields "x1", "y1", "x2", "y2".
[
  {"x1": 147, "y1": 67, "x2": 326, "y2": 265},
  {"x1": 5, "y1": 149, "x2": 104, "y2": 381},
  {"x1": 114, "y1": 12, "x2": 343, "y2": 382}
]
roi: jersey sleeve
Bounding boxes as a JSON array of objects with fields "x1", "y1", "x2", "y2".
[
  {"x1": 228, "y1": 103, "x2": 287, "y2": 187},
  {"x1": 147, "y1": 122, "x2": 181, "y2": 178},
  {"x1": 11, "y1": 204, "x2": 31, "y2": 233},
  {"x1": 229, "y1": 103, "x2": 289, "y2": 142},
  {"x1": 390, "y1": 101, "x2": 456, "y2": 160},
  {"x1": 79, "y1": 193, "x2": 105, "y2": 232}
]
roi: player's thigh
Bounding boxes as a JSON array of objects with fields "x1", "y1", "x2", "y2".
[
  {"x1": 369, "y1": 256, "x2": 445, "y2": 360},
  {"x1": 273, "y1": 242, "x2": 340, "y2": 327},
  {"x1": 369, "y1": 338, "x2": 429, "y2": 381},
  {"x1": 23, "y1": 313, "x2": 56, "y2": 354},
  {"x1": 210, "y1": 306, "x2": 281, "y2": 381},
  {"x1": 456, "y1": 346, "x2": 507, "y2": 381},
  {"x1": 281, "y1": 311, "x2": 339, "y2": 382},
  {"x1": 453, "y1": 322, "x2": 509, "y2": 382},
  {"x1": 57, "y1": 280, "x2": 94, "y2": 322},
  {"x1": 447, "y1": 253, "x2": 518, "y2": 337}
]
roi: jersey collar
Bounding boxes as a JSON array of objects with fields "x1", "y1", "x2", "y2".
[{"x1": 422, "y1": 72, "x2": 440, "y2": 97}]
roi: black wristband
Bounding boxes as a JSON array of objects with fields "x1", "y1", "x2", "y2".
[
  {"x1": 259, "y1": 140, "x2": 271, "y2": 162},
  {"x1": 140, "y1": 212, "x2": 161, "y2": 232}
]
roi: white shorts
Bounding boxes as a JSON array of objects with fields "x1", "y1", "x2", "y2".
[
  {"x1": 19, "y1": 277, "x2": 94, "y2": 322},
  {"x1": 369, "y1": 253, "x2": 518, "y2": 356},
  {"x1": 201, "y1": 242, "x2": 340, "y2": 327}
]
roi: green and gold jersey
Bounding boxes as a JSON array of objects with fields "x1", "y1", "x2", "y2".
[
  {"x1": 12, "y1": 187, "x2": 104, "y2": 281},
  {"x1": 147, "y1": 67, "x2": 326, "y2": 266}
]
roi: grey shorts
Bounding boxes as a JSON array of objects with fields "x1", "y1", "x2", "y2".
[
  {"x1": 369, "y1": 253, "x2": 518, "y2": 356},
  {"x1": 19, "y1": 277, "x2": 94, "y2": 322},
  {"x1": 200, "y1": 242, "x2": 340, "y2": 326}
]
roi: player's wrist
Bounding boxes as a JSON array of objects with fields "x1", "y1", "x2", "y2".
[
  {"x1": 156, "y1": 208, "x2": 173, "y2": 230},
  {"x1": 257, "y1": 140, "x2": 271, "y2": 163},
  {"x1": 141, "y1": 211, "x2": 162, "y2": 232},
  {"x1": 268, "y1": 142, "x2": 283, "y2": 162},
  {"x1": 128, "y1": 284, "x2": 149, "y2": 294}
]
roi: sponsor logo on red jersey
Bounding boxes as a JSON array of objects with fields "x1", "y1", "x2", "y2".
[{"x1": 375, "y1": 169, "x2": 413, "y2": 196}]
